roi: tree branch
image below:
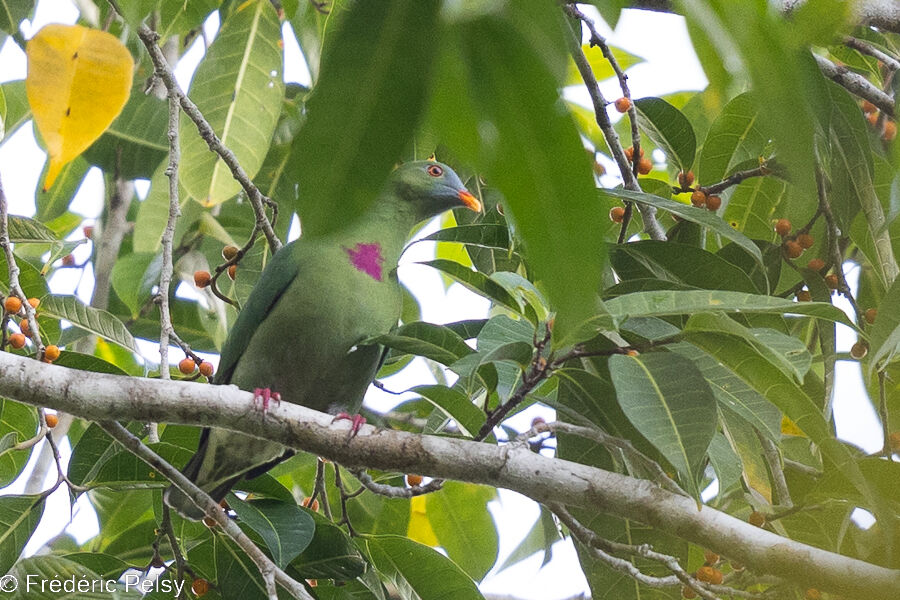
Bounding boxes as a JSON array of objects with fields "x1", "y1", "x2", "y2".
[
  {"x1": 813, "y1": 54, "x2": 895, "y2": 117},
  {"x1": 0, "y1": 354, "x2": 897, "y2": 598}
]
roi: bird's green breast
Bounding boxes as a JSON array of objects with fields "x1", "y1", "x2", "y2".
[{"x1": 227, "y1": 237, "x2": 402, "y2": 414}]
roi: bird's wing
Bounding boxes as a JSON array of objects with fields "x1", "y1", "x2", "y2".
[{"x1": 213, "y1": 241, "x2": 301, "y2": 385}]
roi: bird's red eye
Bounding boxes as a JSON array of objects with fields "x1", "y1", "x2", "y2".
[{"x1": 426, "y1": 164, "x2": 443, "y2": 177}]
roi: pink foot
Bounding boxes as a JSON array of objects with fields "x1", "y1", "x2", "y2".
[
  {"x1": 253, "y1": 388, "x2": 281, "y2": 414},
  {"x1": 332, "y1": 412, "x2": 366, "y2": 438}
]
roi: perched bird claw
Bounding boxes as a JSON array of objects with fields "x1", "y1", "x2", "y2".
[
  {"x1": 333, "y1": 412, "x2": 366, "y2": 438},
  {"x1": 252, "y1": 388, "x2": 281, "y2": 414}
]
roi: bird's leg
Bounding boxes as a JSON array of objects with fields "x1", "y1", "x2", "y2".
[
  {"x1": 332, "y1": 413, "x2": 366, "y2": 438},
  {"x1": 252, "y1": 388, "x2": 281, "y2": 414}
]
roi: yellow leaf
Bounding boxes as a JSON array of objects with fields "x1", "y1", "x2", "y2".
[
  {"x1": 781, "y1": 415, "x2": 806, "y2": 437},
  {"x1": 406, "y1": 495, "x2": 438, "y2": 547},
  {"x1": 26, "y1": 24, "x2": 133, "y2": 190}
]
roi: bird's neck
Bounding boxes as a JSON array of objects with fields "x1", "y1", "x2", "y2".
[{"x1": 331, "y1": 200, "x2": 417, "y2": 281}]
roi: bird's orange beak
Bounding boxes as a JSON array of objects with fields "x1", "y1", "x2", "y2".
[{"x1": 458, "y1": 190, "x2": 483, "y2": 212}]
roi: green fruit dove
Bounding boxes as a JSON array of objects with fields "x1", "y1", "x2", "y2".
[{"x1": 165, "y1": 161, "x2": 481, "y2": 519}]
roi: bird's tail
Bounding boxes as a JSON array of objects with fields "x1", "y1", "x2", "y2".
[{"x1": 163, "y1": 428, "x2": 239, "y2": 521}]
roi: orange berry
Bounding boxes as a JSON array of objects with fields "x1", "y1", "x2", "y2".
[
  {"x1": 807, "y1": 258, "x2": 825, "y2": 271},
  {"x1": 306, "y1": 579, "x2": 318, "y2": 588},
  {"x1": 227, "y1": 264, "x2": 237, "y2": 280},
  {"x1": 703, "y1": 550, "x2": 719, "y2": 565},
  {"x1": 865, "y1": 308, "x2": 877, "y2": 324},
  {"x1": 4, "y1": 296, "x2": 21, "y2": 313},
  {"x1": 45, "y1": 413, "x2": 59, "y2": 428},
  {"x1": 796, "y1": 290, "x2": 811, "y2": 302},
  {"x1": 178, "y1": 357, "x2": 196, "y2": 374},
  {"x1": 889, "y1": 431, "x2": 900, "y2": 452},
  {"x1": 706, "y1": 195, "x2": 721, "y2": 211},
  {"x1": 609, "y1": 206, "x2": 626, "y2": 223},
  {"x1": 805, "y1": 589, "x2": 821, "y2": 600},
  {"x1": 824, "y1": 273, "x2": 839, "y2": 289},
  {"x1": 592, "y1": 160, "x2": 605, "y2": 176},
  {"x1": 690, "y1": 189, "x2": 707, "y2": 207},
  {"x1": 784, "y1": 241, "x2": 803, "y2": 259},
  {"x1": 677, "y1": 171, "x2": 694, "y2": 188},
  {"x1": 302, "y1": 497, "x2": 320, "y2": 512},
  {"x1": 774, "y1": 218, "x2": 792, "y2": 237},
  {"x1": 637, "y1": 157, "x2": 652, "y2": 175},
  {"x1": 222, "y1": 245, "x2": 239, "y2": 260},
  {"x1": 193, "y1": 270, "x2": 211, "y2": 288},
  {"x1": 681, "y1": 586, "x2": 697, "y2": 599},
  {"x1": 531, "y1": 416, "x2": 546, "y2": 429},
  {"x1": 748, "y1": 511, "x2": 766, "y2": 527},
  {"x1": 82, "y1": 225, "x2": 94, "y2": 239},
  {"x1": 867, "y1": 112, "x2": 880, "y2": 127},
  {"x1": 696, "y1": 566, "x2": 715, "y2": 582},
  {"x1": 44, "y1": 345, "x2": 60, "y2": 362},
  {"x1": 796, "y1": 233, "x2": 814, "y2": 249},
  {"x1": 850, "y1": 341, "x2": 868, "y2": 360},
  {"x1": 62, "y1": 254, "x2": 75, "y2": 266},
  {"x1": 624, "y1": 146, "x2": 644, "y2": 161},
  {"x1": 861, "y1": 100, "x2": 877, "y2": 113},
  {"x1": 625, "y1": 349, "x2": 639, "y2": 357},
  {"x1": 8, "y1": 332, "x2": 25, "y2": 349},
  {"x1": 18, "y1": 319, "x2": 30, "y2": 336},
  {"x1": 884, "y1": 120, "x2": 897, "y2": 141},
  {"x1": 199, "y1": 361, "x2": 214, "y2": 377},
  {"x1": 27, "y1": 298, "x2": 39, "y2": 309},
  {"x1": 406, "y1": 474, "x2": 424, "y2": 487},
  {"x1": 614, "y1": 97, "x2": 631, "y2": 113},
  {"x1": 191, "y1": 578, "x2": 210, "y2": 597},
  {"x1": 203, "y1": 516, "x2": 217, "y2": 528}
]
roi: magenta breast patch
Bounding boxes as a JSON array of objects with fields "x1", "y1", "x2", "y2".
[{"x1": 344, "y1": 242, "x2": 385, "y2": 281}]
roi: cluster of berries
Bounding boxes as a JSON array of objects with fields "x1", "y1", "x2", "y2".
[{"x1": 3, "y1": 296, "x2": 60, "y2": 363}]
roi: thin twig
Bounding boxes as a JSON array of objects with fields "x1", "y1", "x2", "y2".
[
  {"x1": 0, "y1": 173, "x2": 44, "y2": 356},
  {"x1": 879, "y1": 372, "x2": 893, "y2": 459},
  {"x1": 814, "y1": 54, "x2": 895, "y2": 117},
  {"x1": 351, "y1": 469, "x2": 444, "y2": 498},
  {"x1": 98, "y1": 421, "x2": 312, "y2": 600},
  {"x1": 701, "y1": 164, "x2": 771, "y2": 196},
  {"x1": 756, "y1": 432, "x2": 792, "y2": 508},
  {"x1": 115, "y1": 3, "x2": 282, "y2": 254},
  {"x1": 518, "y1": 420, "x2": 686, "y2": 496},
  {"x1": 563, "y1": 5, "x2": 666, "y2": 241},
  {"x1": 843, "y1": 37, "x2": 900, "y2": 72}
]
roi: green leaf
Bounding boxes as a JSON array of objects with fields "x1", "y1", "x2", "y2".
[
  {"x1": 420, "y1": 224, "x2": 510, "y2": 250},
  {"x1": 83, "y1": 83, "x2": 168, "y2": 179},
  {"x1": 0, "y1": 0, "x2": 30, "y2": 36},
  {"x1": 36, "y1": 157, "x2": 90, "y2": 222},
  {"x1": 367, "y1": 321, "x2": 473, "y2": 366},
  {"x1": 110, "y1": 253, "x2": 162, "y2": 318},
  {"x1": 423, "y1": 482, "x2": 498, "y2": 582},
  {"x1": 609, "y1": 352, "x2": 716, "y2": 498},
  {"x1": 38, "y1": 295, "x2": 140, "y2": 354},
  {"x1": 634, "y1": 96, "x2": 697, "y2": 172},
  {"x1": 869, "y1": 277, "x2": 900, "y2": 370},
  {"x1": 85, "y1": 442, "x2": 192, "y2": 487},
  {"x1": 62, "y1": 552, "x2": 130, "y2": 580},
  {"x1": 419, "y1": 259, "x2": 522, "y2": 315},
  {"x1": 0, "y1": 81, "x2": 30, "y2": 143},
  {"x1": 697, "y1": 92, "x2": 767, "y2": 184},
  {"x1": 707, "y1": 432, "x2": 743, "y2": 493},
  {"x1": 444, "y1": 9, "x2": 606, "y2": 338},
  {"x1": 0, "y1": 398, "x2": 38, "y2": 487},
  {"x1": 609, "y1": 240, "x2": 759, "y2": 293},
  {"x1": 0, "y1": 495, "x2": 43, "y2": 575},
  {"x1": 604, "y1": 188, "x2": 764, "y2": 266},
  {"x1": 411, "y1": 385, "x2": 485, "y2": 438},
  {"x1": 364, "y1": 534, "x2": 485, "y2": 600},
  {"x1": 291, "y1": 0, "x2": 442, "y2": 235},
  {"x1": 7, "y1": 215, "x2": 58, "y2": 243},
  {"x1": 290, "y1": 510, "x2": 367, "y2": 580},
  {"x1": 180, "y1": 0, "x2": 284, "y2": 205},
  {"x1": 722, "y1": 175, "x2": 790, "y2": 240},
  {"x1": 228, "y1": 496, "x2": 315, "y2": 568},
  {"x1": 134, "y1": 161, "x2": 182, "y2": 253},
  {"x1": 498, "y1": 505, "x2": 559, "y2": 571}
]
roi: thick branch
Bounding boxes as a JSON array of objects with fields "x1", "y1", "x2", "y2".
[
  {"x1": 814, "y1": 54, "x2": 896, "y2": 117},
  {"x1": 0, "y1": 353, "x2": 897, "y2": 598}
]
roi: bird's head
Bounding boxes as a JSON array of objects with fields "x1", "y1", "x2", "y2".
[{"x1": 390, "y1": 160, "x2": 482, "y2": 222}]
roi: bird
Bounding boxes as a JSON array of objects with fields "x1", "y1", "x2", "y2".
[{"x1": 165, "y1": 160, "x2": 482, "y2": 520}]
